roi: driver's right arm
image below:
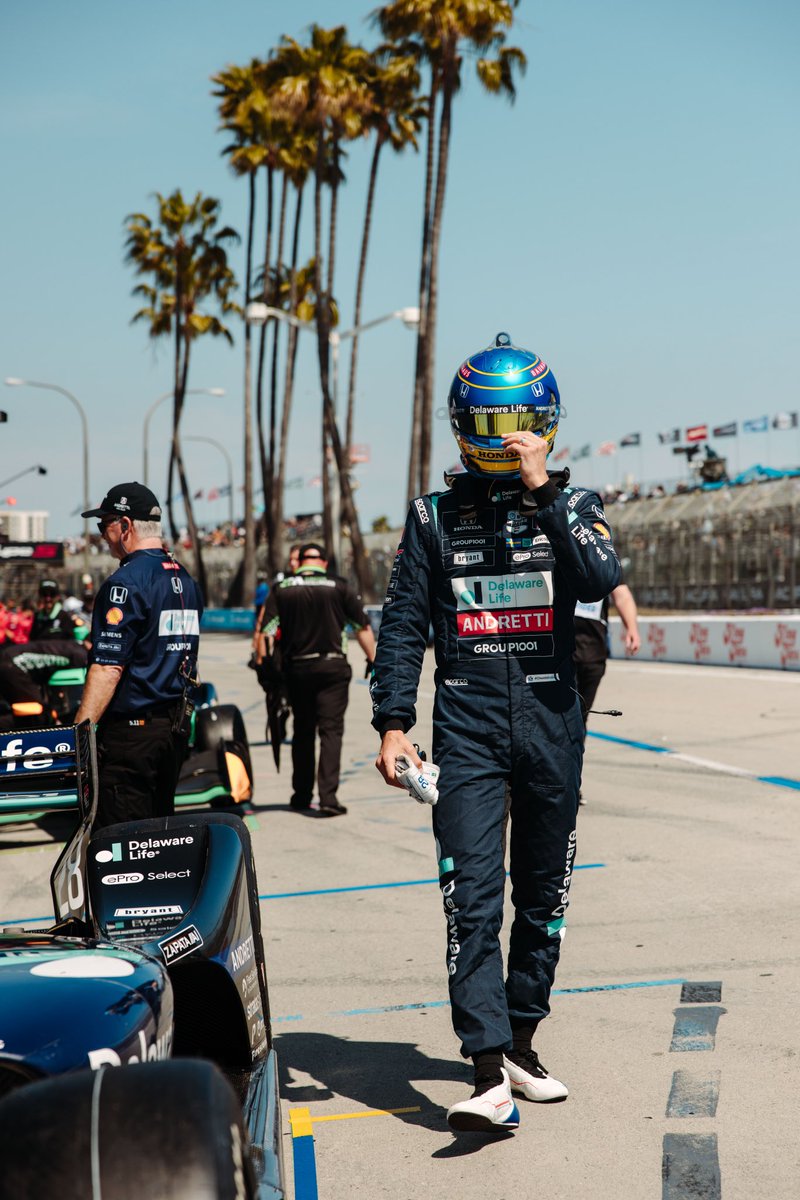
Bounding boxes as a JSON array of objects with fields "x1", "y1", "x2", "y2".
[{"x1": 370, "y1": 499, "x2": 433, "y2": 786}]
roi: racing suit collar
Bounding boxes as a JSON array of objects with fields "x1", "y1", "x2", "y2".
[{"x1": 445, "y1": 468, "x2": 571, "y2": 504}]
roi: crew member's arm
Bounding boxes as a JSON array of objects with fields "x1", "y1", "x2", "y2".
[
  {"x1": 75, "y1": 664, "x2": 124, "y2": 724},
  {"x1": 257, "y1": 590, "x2": 280, "y2": 661},
  {"x1": 356, "y1": 625, "x2": 377, "y2": 664},
  {"x1": 75, "y1": 579, "x2": 144, "y2": 724},
  {"x1": 611, "y1": 583, "x2": 640, "y2": 654},
  {"x1": 503, "y1": 431, "x2": 621, "y2": 601},
  {"x1": 371, "y1": 501, "x2": 433, "y2": 787}
]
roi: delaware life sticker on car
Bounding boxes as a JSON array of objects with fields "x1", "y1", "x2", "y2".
[{"x1": 451, "y1": 571, "x2": 555, "y2": 660}]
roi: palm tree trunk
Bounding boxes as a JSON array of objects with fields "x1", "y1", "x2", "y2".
[
  {"x1": 242, "y1": 171, "x2": 257, "y2": 607},
  {"x1": 407, "y1": 72, "x2": 439, "y2": 504},
  {"x1": 167, "y1": 262, "x2": 185, "y2": 541},
  {"x1": 256, "y1": 165, "x2": 275, "y2": 550},
  {"x1": 313, "y1": 132, "x2": 334, "y2": 556},
  {"x1": 273, "y1": 182, "x2": 305, "y2": 576},
  {"x1": 265, "y1": 174, "x2": 289, "y2": 576},
  {"x1": 419, "y1": 57, "x2": 454, "y2": 495},
  {"x1": 346, "y1": 132, "x2": 384, "y2": 457},
  {"x1": 172, "y1": 335, "x2": 208, "y2": 599}
]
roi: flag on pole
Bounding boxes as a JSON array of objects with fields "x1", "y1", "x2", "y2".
[
  {"x1": 743, "y1": 415, "x2": 768, "y2": 433},
  {"x1": 686, "y1": 424, "x2": 708, "y2": 443},
  {"x1": 620, "y1": 432, "x2": 641, "y2": 448},
  {"x1": 284, "y1": 476, "x2": 303, "y2": 490},
  {"x1": 712, "y1": 421, "x2": 737, "y2": 437},
  {"x1": 658, "y1": 428, "x2": 680, "y2": 445},
  {"x1": 595, "y1": 441, "x2": 617, "y2": 456},
  {"x1": 772, "y1": 411, "x2": 798, "y2": 431},
  {"x1": 218, "y1": 484, "x2": 232, "y2": 497},
  {"x1": 573, "y1": 444, "x2": 591, "y2": 459},
  {"x1": 307, "y1": 476, "x2": 322, "y2": 488},
  {"x1": 553, "y1": 446, "x2": 570, "y2": 462},
  {"x1": 207, "y1": 488, "x2": 220, "y2": 502},
  {"x1": 193, "y1": 488, "x2": 204, "y2": 500},
  {"x1": 349, "y1": 444, "x2": 370, "y2": 464}
]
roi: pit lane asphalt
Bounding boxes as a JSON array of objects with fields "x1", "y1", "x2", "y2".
[{"x1": 2, "y1": 635, "x2": 798, "y2": 1200}]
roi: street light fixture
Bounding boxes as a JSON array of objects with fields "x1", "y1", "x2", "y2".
[
  {"x1": 142, "y1": 387, "x2": 226, "y2": 486},
  {"x1": 5, "y1": 377, "x2": 90, "y2": 567},
  {"x1": 0, "y1": 464, "x2": 47, "y2": 490},
  {"x1": 184, "y1": 436, "x2": 234, "y2": 529}
]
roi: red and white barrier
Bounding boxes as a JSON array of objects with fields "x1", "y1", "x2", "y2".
[{"x1": 609, "y1": 615, "x2": 800, "y2": 671}]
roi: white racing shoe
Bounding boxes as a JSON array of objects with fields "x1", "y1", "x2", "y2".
[
  {"x1": 503, "y1": 1049, "x2": 569, "y2": 1102},
  {"x1": 446, "y1": 1068, "x2": 520, "y2": 1133}
]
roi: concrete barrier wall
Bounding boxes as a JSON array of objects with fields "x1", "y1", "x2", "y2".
[{"x1": 609, "y1": 614, "x2": 800, "y2": 671}]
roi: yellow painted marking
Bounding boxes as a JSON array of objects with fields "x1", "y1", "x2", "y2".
[
  {"x1": 289, "y1": 1107, "x2": 313, "y2": 1138},
  {"x1": 310, "y1": 1106, "x2": 421, "y2": 1124}
]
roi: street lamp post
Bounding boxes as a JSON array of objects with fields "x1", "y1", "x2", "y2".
[
  {"x1": 184, "y1": 436, "x2": 234, "y2": 529},
  {"x1": 5, "y1": 377, "x2": 90, "y2": 568},
  {"x1": 142, "y1": 387, "x2": 226, "y2": 486},
  {"x1": 243, "y1": 304, "x2": 419, "y2": 563}
]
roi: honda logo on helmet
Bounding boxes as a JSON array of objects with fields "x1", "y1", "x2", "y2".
[
  {"x1": 531, "y1": 382, "x2": 545, "y2": 398},
  {"x1": 460, "y1": 383, "x2": 469, "y2": 398}
]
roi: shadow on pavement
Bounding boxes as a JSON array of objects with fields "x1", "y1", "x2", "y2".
[{"x1": 276, "y1": 1031, "x2": 471, "y2": 1131}]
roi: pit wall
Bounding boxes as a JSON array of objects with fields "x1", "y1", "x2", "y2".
[{"x1": 608, "y1": 615, "x2": 800, "y2": 671}]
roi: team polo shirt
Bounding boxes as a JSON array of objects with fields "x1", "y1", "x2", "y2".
[
  {"x1": 89, "y1": 549, "x2": 202, "y2": 714},
  {"x1": 261, "y1": 566, "x2": 367, "y2": 660}
]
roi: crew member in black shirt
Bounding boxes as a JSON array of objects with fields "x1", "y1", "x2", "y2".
[
  {"x1": 259, "y1": 542, "x2": 376, "y2": 816},
  {"x1": 75, "y1": 482, "x2": 203, "y2": 830},
  {"x1": 0, "y1": 579, "x2": 88, "y2": 724}
]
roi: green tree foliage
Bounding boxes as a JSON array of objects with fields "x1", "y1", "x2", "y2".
[{"x1": 124, "y1": 190, "x2": 239, "y2": 599}]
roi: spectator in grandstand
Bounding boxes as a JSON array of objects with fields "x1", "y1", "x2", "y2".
[
  {"x1": 5, "y1": 600, "x2": 34, "y2": 645},
  {"x1": 573, "y1": 581, "x2": 640, "y2": 803}
]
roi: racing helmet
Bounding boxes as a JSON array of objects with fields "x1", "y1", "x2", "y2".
[{"x1": 447, "y1": 332, "x2": 560, "y2": 477}]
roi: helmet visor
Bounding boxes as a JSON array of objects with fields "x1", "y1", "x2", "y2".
[{"x1": 450, "y1": 403, "x2": 553, "y2": 440}]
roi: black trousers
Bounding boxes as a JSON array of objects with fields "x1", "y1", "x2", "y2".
[
  {"x1": 573, "y1": 657, "x2": 607, "y2": 729},
  {"x1": 286, "y1": 659, "x2": 351, "y2": 807},
  {"x1": 94, "y1": 713, "x2": 188, "y2": 831}
]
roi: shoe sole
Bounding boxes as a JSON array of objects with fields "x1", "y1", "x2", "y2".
[{"x1": 447, "y1": 1111, "x2": 519, "y2": 1133}]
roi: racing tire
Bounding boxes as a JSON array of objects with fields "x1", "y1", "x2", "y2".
[
  {"x1": 0, "y1": 1059, "x2": 256, "y2": 1199},
  {"x1": 194, "y1": 704, "x2": 253, "y2": 803}
]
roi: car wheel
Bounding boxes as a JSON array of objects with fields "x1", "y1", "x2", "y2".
[{"x1": 0, "y1": 1059, "x2": 256, "y2": 1199}]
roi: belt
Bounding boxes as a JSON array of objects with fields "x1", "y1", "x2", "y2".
[
  {"x1": 101, "y1": 700, "x2": 180, "y2": 723},
  {"x1": 289, "y1": 652, "x2": 346, "y2": 663}
]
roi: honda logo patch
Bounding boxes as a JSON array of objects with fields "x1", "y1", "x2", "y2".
[{"x1": 110, "y1": 586, "x2": 128, "y2": 604}]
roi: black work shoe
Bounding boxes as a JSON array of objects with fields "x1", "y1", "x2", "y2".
[
  {"x1": 317, "y1": 800, "x2": 348, "y2": 817},
  {"x1": 289, "y1": 797, "x2": 312, "y2": 811}
]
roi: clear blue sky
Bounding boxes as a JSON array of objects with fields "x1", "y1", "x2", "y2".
[{"x1": 1, "y1": 0, "x2": 798, "y2": 536}]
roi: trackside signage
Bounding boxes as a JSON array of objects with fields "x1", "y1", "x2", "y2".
[{"x1": 609, "y1": 615, "x2": 800, "y2": 671}]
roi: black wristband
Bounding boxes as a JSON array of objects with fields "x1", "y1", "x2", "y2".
[
  {"x1": 378, "y1": 718, "x2": 406, "y2": 735},
  {"x1": 526, "y1": 479, "x2": 560, "y2": 510}
]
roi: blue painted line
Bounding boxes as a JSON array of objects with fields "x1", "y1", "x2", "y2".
[
  {"x1": 587, "y1": 730, "x2": 671, "y2": 754},
  {"x1": 1, "y1": 864, "x2": 606, "y2": 926},
  {"x1": 258, "y1": 863, "x2": 604, "y2": 902},
  {"x1": 588, "y1": 731, "x2": 800, "y2": 791},
  {"x1": 291, "y1": 1135, "x2": 319, "y2": 1200},
  {"x1": 757, "y1": 774, "x2": 800, "y2": 791},
  {"x1": 273, "y1": 978, "x2": 686, "y2": 1023},
  {"x1": 662, "y1": 1133, "x2": 721, "y2": 1199}
]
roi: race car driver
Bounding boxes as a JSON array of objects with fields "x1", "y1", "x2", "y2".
[{"x1": 372, "y1": 332, "x2": 620, "y2": 1133}]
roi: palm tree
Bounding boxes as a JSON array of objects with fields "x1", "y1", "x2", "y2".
[
  {"x1": 344, "y1": 46, "x2": 424, "y2": 462},
  {"x1": 124, "y1": 190, "x2": 239, "y2": 600},
  {"x1": 266, "y1": 26, "x2": 375, "y2": 593},
  {"x1": 213, "y1": 60, "x2": 270, "y2": 604},
  {"x1": 377, "y1": 1, "x2": 526, "y2": 499}
]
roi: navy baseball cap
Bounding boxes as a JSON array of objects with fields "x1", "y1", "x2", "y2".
[{"x1": 82, "y1": 482, "x2": 161, "y2": 521}]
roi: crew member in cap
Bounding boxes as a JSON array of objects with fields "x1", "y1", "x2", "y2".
[
  {"x1": 75, "y1": 482, "x2": 203, "y2": 830},
  {"x1": 0, "y1": 578, "x2": 88, "y2": 726}
]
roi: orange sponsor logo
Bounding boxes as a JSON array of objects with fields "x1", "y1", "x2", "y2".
[{"x1": 106, "y1": 607, "x2": 124, "y2": 625}]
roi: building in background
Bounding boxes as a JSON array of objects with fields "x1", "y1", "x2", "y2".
[{"x1": 0, "y1": 510, "x2": 49, "y2": 541}]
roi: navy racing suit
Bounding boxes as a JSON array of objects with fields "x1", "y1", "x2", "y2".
[{"x1": 371, "y1": 470, "x2": 620, "y2": 1056}]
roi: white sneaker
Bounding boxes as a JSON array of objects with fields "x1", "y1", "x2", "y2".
[
  {"x1": 446, "y1": 1068, "x2": 520, "y2": 1133},
  {"x1": 503, "y1": 1050, "x2": 569, "y2": 1102}
]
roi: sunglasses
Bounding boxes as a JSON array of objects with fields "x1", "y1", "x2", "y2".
[{"x1": 97, "y1": 517, "x2": 121, "y2": 533}]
